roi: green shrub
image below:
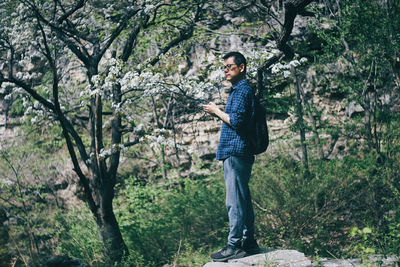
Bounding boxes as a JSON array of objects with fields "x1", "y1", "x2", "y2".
[
  {"x1": 384, "y1": 210, "x2": 400, "y2": 255},
  {"x1": 114, "y1": 175, "x2": 227, "y2": 267},
  {"x1": 346, "y1": 227, "x2": 377, "y2": 258},
  {"x1": 250, "y1": 148, "x2": 400, "y2": 258},
  {"x1": 0, "y1": 140, "x2": 70, "y2": 266}
]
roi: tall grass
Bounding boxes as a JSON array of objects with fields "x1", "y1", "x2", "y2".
[{"x1": 251, "y1": 150, "x2": 400, "y2": 258}]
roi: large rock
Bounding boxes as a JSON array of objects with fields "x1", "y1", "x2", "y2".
[
  {"x1": 204, "y1": 249, "x2": 312, "y2": 267},
  {"x1": 317, "y1": 255, "x2": 399, "y2": 267},
  {"x1": 203, "y1": 250, "x2": 399, "y2": 267},
  {"x1": 345, "y1": 101, "x2": 364, "y2": 118}
]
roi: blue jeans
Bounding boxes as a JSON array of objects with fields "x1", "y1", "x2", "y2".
[{"x1": 223, "y1": 156, "x2": 255, "y2": 247}]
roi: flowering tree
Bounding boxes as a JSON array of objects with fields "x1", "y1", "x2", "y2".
[{"x1": 0, "y1": 0, "x2": 211, "y2": 263}]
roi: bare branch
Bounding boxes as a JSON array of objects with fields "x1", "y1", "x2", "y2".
[
  {"x1": 149, "y1": 3, "x2": 172, "y2": 25},
  {"x1": 227, "y1": 0, "x2": 257, "y2": 12},
  {"x1": 6, "y1": 77, "x2": 55, "y2": 111},
  {"x1": 25, "y1": 0, "x2": 91, "y2": 66},
  {"x1": 123, "y1": 139, "x2": 140, "y2": 148},
  {"x1": 94, "y1": 95, "x2": 107, "y2": 179},
  {"x1": 36, "y1": 18, "x2": 90, "y2": 169},
  {"x1": 148, "y1": 0, "x2": 205, "y2": 66},
  {"x1": 62, "y1": 124, "x2": 98, "y2": 215},
  {"x1": 108, "y1": 80, "x2": 122, "y2": 178},
  {"x1": 120, "y1": 13, "x2": 150, "y2": 62},
  {"x1": 258, "y1": 0, "x2": 315, "y2": 95},
  {"x1": 277, "y1": 0, "x2": 315, "y2": 58},
  {"x1": 148, "y1": 25, "x2": 195, "y2": 66},
  {"x1": 56, "y1": 0, "x2": 86, "y2": 24},
  {"x1": 97, "y1": 8, "x2": 142, "y2": 63}
]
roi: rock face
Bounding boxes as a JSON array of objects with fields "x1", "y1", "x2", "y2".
[{"x1": 203, "y1": 249, "x2": 399, "y2": 267}]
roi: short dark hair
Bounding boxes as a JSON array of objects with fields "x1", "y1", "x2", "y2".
[{"x1": 223, "y1": 51, "x2": 247, "y2": 72}]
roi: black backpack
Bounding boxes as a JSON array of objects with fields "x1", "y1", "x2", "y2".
[{"x1": 247, "y1": 97, "x2": 269, "y2": 155}]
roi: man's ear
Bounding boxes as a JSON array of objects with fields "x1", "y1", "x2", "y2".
[{"x1": 239, "y1": 63, "x2": 245, "y2": 73}]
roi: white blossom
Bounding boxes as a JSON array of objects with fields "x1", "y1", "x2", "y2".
[
  {"x1": 283, "y1": 70, "x2": 291, "y2": 78},
  {"x1": 90, "y1": 89, "x2": 101, "y2": 96},
  {"x1": 289, "y1": 60, "x2": 301, "y2": 67},
  {"x1": 99, "y1": 148, "x2": 112, "y2": 158},
  {"x1": 300, "y1": 57, "x2": 308, "y2": 63},
  {"x1": 134, "y1": 124, "x2": 145, "y2": 133},
  {"x1": 25, "y1": 106, "x2": 33, "y2": 115},
  {"x1": 144, "y1": 4, "x2": 155, "y2": 14},
  {"x1": 118, "y1": 144, "x2": 128, "y2": 152},
  {"x1": 4, "y1": 94, "x2": 12, "y2": 100},
  {"x1": 271, "y1": 63, "x2": 284, "y2": 74}
]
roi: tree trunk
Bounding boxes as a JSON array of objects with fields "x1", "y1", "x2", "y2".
[
  {"x1": 257, "y1": 0, "x2": 315, "y2": 96},
  {"x1": 292, "y1": 66, "x2": 310, "y2": 178},
  {"x1": 278, "y1": 0, "x2": 315, "y2": 58},
  {"x1": 62, "y1": 119, "x2": 128, "y2": 264},
  {"x1": 300, "y1": 83, "x2": 324, "y2": 159},
  {"x1": 363, "y1": 90, "x2": 374, "y2": 150},
  {"x1": 90, "y1": 91, "x2": 128, "y2": 263},
  {"x1": 95, "y1": 194, "x2": 128, "y2": 264}
]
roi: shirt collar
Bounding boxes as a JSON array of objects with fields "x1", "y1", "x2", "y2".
[{"x1": 231, "y1": 78, "x2": 248, "y2": 92}]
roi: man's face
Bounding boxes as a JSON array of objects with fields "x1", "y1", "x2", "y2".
[{"x1": 223, "y1": 56, "x2": 245, "y2": 84}]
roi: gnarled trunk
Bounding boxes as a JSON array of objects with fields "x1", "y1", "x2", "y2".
[{"x1": 94, "y1": 190, "x2": 128, "y2": 263}]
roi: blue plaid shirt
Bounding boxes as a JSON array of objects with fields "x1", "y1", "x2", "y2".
[{"x1": 216, "y1": 79, "x2": 255, "y2": 161}]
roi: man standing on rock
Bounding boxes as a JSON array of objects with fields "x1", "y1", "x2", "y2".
[{"x1": 203, "y1": 51, "x2": 260, "y2": 262}]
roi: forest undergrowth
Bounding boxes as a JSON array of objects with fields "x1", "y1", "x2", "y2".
[{"x1": 2, "y1": 130, "x2": 400, "y2": 266}]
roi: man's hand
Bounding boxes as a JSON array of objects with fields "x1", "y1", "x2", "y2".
[
  {"x1": 203, "y1": 102, "x2": 231, "y2": 126},
  {"x1": 202, "y1": 102, "x2": 219, "y2": 115}
]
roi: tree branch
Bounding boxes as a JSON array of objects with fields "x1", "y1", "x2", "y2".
[
  {"x1": 62, "y1": 125, "x2": 98, "y2": 215},
  {"x1": 96, "y1": 8, "x2": 141, "y2": 63},
  {"x1": 56, "y1": 0, "x2": 86, "y2": 24},
  {"x1": 108, "y1": 78, "x2": 122, "y2": 181},
  {"x1": 94, "y1": 95, "x2": 107, "y2": 181},
  {"x1": 120, "y1": 12, "x2": 150, "y2": 62},
  {"x1": 149, "y1": 3, "x2": 172, "y2": 25},
  {"x1": 148, "y1": 0, "x2": 205, "y2": 66},
  {"x1": 257, "y1": 53, "x2": 285, "y2": 95},
  {"x1": 277, "y1": 0, "x2": 315, "y2": 58},
  {"x1": 120, "y1": 25, "x2": 141, "y2": 62},
  {"x1": 37, "y1": 17, "x2": 90, "y2": 167},
  {"x1": 25, "y1": 0, "x2": 91, "y2": 66},
  {"x1": 123, "y1": 139, "x2": 140, "y2": 148},
  {"x1": 226, "y1": 0, "x2": 257, "y2": 12},
  {"x1": 6, "y1": 78, "x2": 55, "y2": 111},
  {"x1": 148, "y1": 25, "x2": 194, "y2": 66},
  {"x1": 257, "y1": 0, "x2": 315, "y2": 95}
]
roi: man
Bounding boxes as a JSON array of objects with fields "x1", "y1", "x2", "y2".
[{"x1": 203, "y1": 51, "x2": 260, "y2": 262}]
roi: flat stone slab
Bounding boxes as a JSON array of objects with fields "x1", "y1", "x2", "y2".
[
  {"x1": 204, "y1": 249, "x2": 312, "y2": 267},
  {"x1": 204, "y1": 250, "x2": 398, "y2": 267},
  {"x1": 318, "y1": 255, "x2": 399, "y2": 267}
]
